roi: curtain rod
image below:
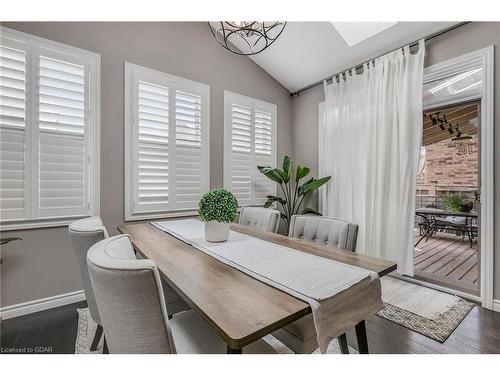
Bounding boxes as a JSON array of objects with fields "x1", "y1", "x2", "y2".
[{"x1": 289, "y1": 22, "x2": 470, "y2": 97}]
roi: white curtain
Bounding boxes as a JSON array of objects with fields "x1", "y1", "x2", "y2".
[{"x1": 319, "y1": 40, "x2": 425, "y2": 275}]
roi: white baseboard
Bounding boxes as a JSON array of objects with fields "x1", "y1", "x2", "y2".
[
  {"x1": 0, "y1": 290, "x2": 85, "y2": 320},
  {"x1": 493, "y1": 299, "x2": 500, "y2": 313}
]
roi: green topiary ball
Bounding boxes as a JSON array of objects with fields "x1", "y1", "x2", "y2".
[{"x1": 198, "y1": 189, "x2": 239, "y2": 223}]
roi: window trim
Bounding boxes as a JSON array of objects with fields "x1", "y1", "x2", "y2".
[
  {"x1": 223, "y1": 90, "x2": 277, "y2": 207},
  {"x1": 0, "y1": 27, "x2": 100, "y2": 231},
  {"x1": 124, "y1": 62, "x2": 210, "y2": 221}
]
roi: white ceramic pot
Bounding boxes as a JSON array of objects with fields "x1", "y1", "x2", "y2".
[{"x1": 205, "y1": 221, "x2": 230, "y2": 242}]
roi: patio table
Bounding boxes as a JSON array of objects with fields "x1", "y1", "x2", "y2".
[{"x1": 414, "y1": 208, "x2": 477, "y2": 248}]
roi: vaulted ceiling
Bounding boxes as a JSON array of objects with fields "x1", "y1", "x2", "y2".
[{"x1": 247, "y1": 22, "x2": 459, "y2": 93}]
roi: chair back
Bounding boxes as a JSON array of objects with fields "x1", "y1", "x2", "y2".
[
  {"x1": 289, "y1": 215, "x2": 358, "y2": 251},
  {"x1": 68, "y1": 216, "x2": 108, "y2": 325},
  {"x1": 87, "y1": 235, "x2": 175, "y2": 354},
  {"x1": 238, "y1": 207, "x2": 280, "y2": 233}
]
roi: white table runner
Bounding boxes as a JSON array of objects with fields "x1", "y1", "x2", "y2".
[{"x1": 152, "y1": 219, "x2": 383, "y2": 352}]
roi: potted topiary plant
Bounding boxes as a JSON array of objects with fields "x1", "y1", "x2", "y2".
[{"x1": 198, "y1": 188, "x2": 239, "y2": 242}]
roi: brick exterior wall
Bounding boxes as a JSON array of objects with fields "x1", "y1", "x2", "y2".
[{"x1": 416, "y1": 136, "x2": 478, "y2": 199}]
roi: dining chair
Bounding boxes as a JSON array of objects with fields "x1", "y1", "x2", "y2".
[
  {"x1": 68, "y1": 216, "x2": 109, "y2": 351},
  {"x1": 288, "y1": 214, "x2": 358, "y2": 251},
  {"x1": 134, "y1": 251, "x2": 190, "y2": 317},
  {"x1": 86, "y1": 234, "x2": 277, "y2": 354},
  {"x1": 238, "y1": 207, "x2": 281, "y2": 233},
  {"x1": 272, "y1": 214, "x2": 360, "y2": 354}
]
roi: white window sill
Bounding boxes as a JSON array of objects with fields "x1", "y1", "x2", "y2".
[
  {"x1": 125, "y1": 210, "x2": 199, "y2": 222},
  {"x1": 0, "y1": 217, "x2": 90, "y2": 232}
]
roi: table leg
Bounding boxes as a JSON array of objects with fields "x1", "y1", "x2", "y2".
[
  {"x1": 355, "y1": 320, "x2": 369, "y2": 354},
  {"x1": 227, "y1": 346, "x2": 242, "y2": 354}
]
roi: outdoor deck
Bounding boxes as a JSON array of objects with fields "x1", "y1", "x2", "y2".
[{"x1": 413, "y1": 230, "x2": 479, "y2": 295}]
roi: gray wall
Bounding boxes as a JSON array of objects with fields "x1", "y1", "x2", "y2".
[
  {"x1": 0, "y1": 22, "x2": 293, "y2": 307},
  {"x1": 1, "y1": 21, "x2": 498, "y2": 309},
  {"x1": 290, "y1": 22, "x2": 500, "y2": 300},
  {"x1": 291, "y1": 85, "x2": 325, "y2": 211}
]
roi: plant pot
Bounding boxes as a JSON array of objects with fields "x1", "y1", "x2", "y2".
[
  {"x1": 204, "y1": 221, "x2": 230, "y2": 242},
  {"x1": 460, "y1": 202, "x2": 473, "y2": 213}
]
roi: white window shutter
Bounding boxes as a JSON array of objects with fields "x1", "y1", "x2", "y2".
[
  {"x1": 224, "y1": 91, "x2": 276, "y2": 207},
  {"x1": 0, "y1": 28, "x2": 100, "y2": 230},
  {"x1": 230, "y1": 103, "x2": 252, "y2": 205},
  {"x1": 0, "y1": 44, "x2": 27, "y2": 220},
  {"x1": 253, "y1": 109, "x2": 274, "y2": 204},
  {"x1": 135, "y1": 80, "x2": 169, "y2": 213},
  {"x1": 174, "y1": 90, "x2": 204, "y2": 210},
  {"x1": 125, "y1": 62, "x2": 210, "y2": 219},
  {"x1": 37, "y1": 55, "x2": 87, "y2": 218}
]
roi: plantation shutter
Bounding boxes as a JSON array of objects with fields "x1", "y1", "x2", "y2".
[
  {"x1": 0, "y1": 28, "x2": 99, "y2": 229},
  {"x1": 230, "y1": 103, "x2": 252, "y2": 205},
  {"x1": 224, "y1": 92, "x2": 276, "y2": 207},
  {"x1": 135, "y1": 80, "x2": 169, "y2": 213},
  {"x1": 174, "y1": 90, "x2": 204, "y2": 209},
  {"x1": 38, "y1": 55, "x2": 88, "y2": 217},
  {"x1": 253, "y1": 108, "x2": 274, "y2": 204},
  {"x1": 0, "y1": 43, "x2": 27, "y2": 220},
  {"x1": 125, "y1": 63, "x2": 210, "y2": 219}
]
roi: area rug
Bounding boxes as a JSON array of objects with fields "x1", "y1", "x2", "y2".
[
  {"x1": 75, "y1": 308, "x2": 104, "y2": 354},
  {"x1": 376, "y1": 277, "x2": 475, "y2": 342},
  {"x1": 75, "y1": 308, "x2": 357, "y2": 354}
]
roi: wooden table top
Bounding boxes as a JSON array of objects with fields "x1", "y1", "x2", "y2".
[{"x1": 118, "y1": 222, "x2": 397, "y2": 349}]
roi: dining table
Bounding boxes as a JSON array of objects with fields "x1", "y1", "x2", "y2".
[{"x1": 118, "y1": 221, "x2": 397, "y2": 354}]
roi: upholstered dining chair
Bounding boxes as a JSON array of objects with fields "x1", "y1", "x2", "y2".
[
  {"x1": 238, "y1": 207, "x2": 281, "y2": 233},
  {"x1": 86, "y1": 235, "x2": 277, "y2": 354},
  {"x1": 272, "y1": 214, "x2": 360, "y2": 354},
  {"x1": 288, "y1": 214, "x2": 358, "y2": 251},
  {"x1": 68, "y1": 216, "x2": 108, "y2": 351}
]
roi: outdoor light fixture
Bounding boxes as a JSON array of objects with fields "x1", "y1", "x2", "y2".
[
  {"x1": 208, "y1": 21, "x2": 287, "y2": 55},
  {"x1": 451, "y1": 133, "x2": 474, "y2": 158},
  {"x1": 429, "y1": 112, "x2": 447, "y2": 130}
]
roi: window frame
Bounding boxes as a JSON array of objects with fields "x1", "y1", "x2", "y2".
[
  {"x1": 0, "y1": 27, "x2": 100, "y2": 231},
  {"x1": 223, "y1": 90, "x2": 277, "y2": 207},
  {"x1": 124, "y1": 62, "x2": 210, "y2": 221}
]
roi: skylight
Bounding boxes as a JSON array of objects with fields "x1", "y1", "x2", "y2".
[{"x1": 331, "y1": 22, "x2": 398, "y2": 47}]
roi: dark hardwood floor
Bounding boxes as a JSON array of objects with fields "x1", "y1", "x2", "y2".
[
  {"x1": 1, "y1": 301, "x2": 499, "y2": 354},
  {"x1": 0, "y1": 301, "x2": 87, "y2": 354}
]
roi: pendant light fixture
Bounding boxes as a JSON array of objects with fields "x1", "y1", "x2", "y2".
[{"x1": 208, "y1": 21, "x2": 287, "y2": 55}]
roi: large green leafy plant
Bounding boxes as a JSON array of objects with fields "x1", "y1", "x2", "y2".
[
  {"x1": 258, "y1": 155, "x2": 331, "y2": 232},
  {"x1": 443, "y1": 194, "x2": 473, "y2": 213},
  {"x1": 198, "y1": 189, "x2": 239, "y2": 223},
  {"x1": 1, "y1": 237, "x2": 22, "y2": 245}
]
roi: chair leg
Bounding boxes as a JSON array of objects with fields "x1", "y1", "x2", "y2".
[
  {"x1": 355, "y1": 320, "x2": 369, "y2": 354},
  {"x1": 90, "y1": 324, "x2": 103, "y2": 351},
  {"x1": 227, "y1": 346, "x2": 242, "y2": 354},
  {"x1": 337, "y1": 333, "x2": 349, "y2": 354},
  {"x1": 103, "y1": 336, "x2": 109, "y2": 354}
]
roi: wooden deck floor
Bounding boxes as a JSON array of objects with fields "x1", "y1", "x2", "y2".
[{"x1": 413, "y1": 230, "x2": 479, "y2": 295}]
